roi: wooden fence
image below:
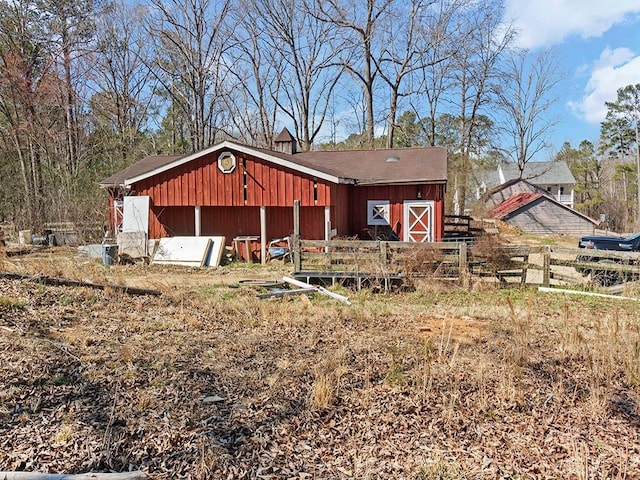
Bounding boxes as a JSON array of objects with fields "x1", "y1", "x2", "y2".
[
  {"x1": 292, "y1": 239, "x2": 640, "y2": 290},
  {"x1": 443, "y1": 215, "x2": 495, "y2": 240}
]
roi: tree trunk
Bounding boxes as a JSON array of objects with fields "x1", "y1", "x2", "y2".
[
  {"x1": 635, "y1": 122, "x2": 640, "y2": 228},
  {"x1": 387, "y1": 87, "x2": 398, "y2": 148}
]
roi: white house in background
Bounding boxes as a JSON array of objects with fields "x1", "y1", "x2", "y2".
[{"x1": 475, "y1": 161, "x2": 576, "y2": 209}]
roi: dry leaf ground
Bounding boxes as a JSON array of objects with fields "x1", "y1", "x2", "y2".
[{"x1": 1, "y1": 248, "x2": 640, "y2": 479}]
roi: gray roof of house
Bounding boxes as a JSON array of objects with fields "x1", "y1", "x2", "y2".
[
  {"x1": 474, "y1": 161, "x2": 576, "y2": 190},
  {"x1": 499, "y1": 161, "x2": 576, "y2": 185},
  {"x1": 473, "y1": 169, "x2": 500, "y2": 189}
]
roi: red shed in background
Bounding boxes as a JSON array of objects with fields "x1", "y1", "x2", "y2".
[{"x1": 100, "y1": 129, "x2": 447, "y2": 257}]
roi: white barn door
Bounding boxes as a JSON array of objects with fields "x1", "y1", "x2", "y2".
[
  {"x1": 403, "y1": 201, "x2": 434, "y2": 242},
  {"x1": 122, "y1": 196, "x2": 150, "y2": 233}
]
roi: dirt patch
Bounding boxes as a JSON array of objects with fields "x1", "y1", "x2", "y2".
[{"x1": 417, "y1": 315, "x2": 486, "y2": 345}]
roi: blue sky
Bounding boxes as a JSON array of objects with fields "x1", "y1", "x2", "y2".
[{"x1": 504, "y1": 0, "x2": 640, "y2": 151}]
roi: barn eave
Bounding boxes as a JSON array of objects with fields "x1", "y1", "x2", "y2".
[
  {"x1": 356, "y1": 177, "x2": 447, "y2": 186},
  {"x1": 123, "y1": 140, "x2": 344, "y2": 187}
]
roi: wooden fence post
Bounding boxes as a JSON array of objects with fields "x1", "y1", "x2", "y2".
[
  {"x1": 459, "y1": 242, "x2": 469, "y2": 288},
  {"x1": 293, "y1": 200, "x2": 301, "y2": 272},
  {"x1": 458, "y1": 242, "x2": 468, "y2": 274},
  {"x1": 543, "y1": 249, "x2": 550, "y2": 287},
  {"x1": 379, "y1": 241, "x2": 388, "y2": 265}
]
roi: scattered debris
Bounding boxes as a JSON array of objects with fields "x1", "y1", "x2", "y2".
[
  {"x1": 117, "y1": 231, "x2": 148, "y2": 261},
  {"x1": 282, "y1": 276, "x2": 352, "y2": 305},
  {"x1": 242, "y1": 276, "x2": 352, "y2": 303},
  {"x1": 3, "y1": 250, "x2": 640, "y2": 478},
  {"x1": 152, "y1": 236, "x2": 225, "y2": 267},
  {"x1": 238, "y1": 279, "x2": 285, "y2": 288},
  {"x1": 257, "y1": 287, "x2": 316, "y2": 299},
  {"x1": 77, "y1": 245, "x2": 103, "y2": 259},
  {"x1": 2, "y1": 247, "x2": 40, "y2": 257}
]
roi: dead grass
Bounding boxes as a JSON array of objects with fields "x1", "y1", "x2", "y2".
[{"x1": 1, "y1": 249, "x2": 640, "y2": 478}]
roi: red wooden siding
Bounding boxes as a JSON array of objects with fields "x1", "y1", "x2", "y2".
[
  {"x1": 150, "y1": 206, "x2": 195, "y2": 237},
  {"x1": 144, "y1": 205, "x2": 327, "y2": 242},
  {"x1": 201, "y1": 207, "x2": 260, "y2": 239},
  {"x1": 122, "y1": 184, "x2": 444, "y2": 240},
  {"x1": 349, "y1": 184, "x2": 445, "y2": 241},
  {"x1": 133, "y1": 150, "x2": 332, "y2": 208},
  {"x1": 264, "y1": 207, "x2": 324, "y2": 240},
  {"x1": 331, "y1": 184, "x2": 351, "y2": 237}
]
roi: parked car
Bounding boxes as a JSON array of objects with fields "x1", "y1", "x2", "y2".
[
  {"x1": 578, "y1": 232, "x2": 640, "y2": 251},
  {"x1": 576, "y1": 232, "x2": 640, "y2": 286}
]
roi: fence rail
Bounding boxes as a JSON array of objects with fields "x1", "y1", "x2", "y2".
[{"x1": 292, "y1": 238, "x2": 640, "y2": 290}]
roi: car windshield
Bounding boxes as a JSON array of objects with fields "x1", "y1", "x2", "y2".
[{"x1": 624, "y1": 232, "x2": 640, "y2": 242}]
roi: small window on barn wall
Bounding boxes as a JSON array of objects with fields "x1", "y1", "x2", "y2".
[
  {"x1": 367, "y1": 200, "x2": 390, "y2": 225},
  {"x1": 217, "y1": 151, "x2": 236, "y2": 173}
]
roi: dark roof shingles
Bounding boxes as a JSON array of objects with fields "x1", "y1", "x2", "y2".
[
  {"x1": 100, "y1": 155, "x2": 184, "y2": 187},
  {"x1": 290, "y1": 147, "x2": 447, "y2": 184},
  {"x1": 101, "y1": 145, "x2": 447, "y2": 186}
]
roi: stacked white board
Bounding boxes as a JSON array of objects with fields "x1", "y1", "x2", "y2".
[{"x1": 152, "y1": 236, "x2": 226, "y2": 267}]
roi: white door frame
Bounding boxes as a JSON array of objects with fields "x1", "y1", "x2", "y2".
[{"x1": 403, "y1": 200, "x2": 435, "y2": 242}]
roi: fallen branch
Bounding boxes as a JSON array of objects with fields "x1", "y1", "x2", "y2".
[
  {"x1": 0, "y1": 472, "x2": 146, "y2": 480},
  {"x1": 0, "y1": 272, "x2": 161, "y2": 296}
]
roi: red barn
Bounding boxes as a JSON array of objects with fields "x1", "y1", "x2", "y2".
[{"x1": 100, "y1": 130, "x2": 447, "y2": 258}]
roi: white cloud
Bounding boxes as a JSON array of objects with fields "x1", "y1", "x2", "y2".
[
  {"x1": 504, "y1": 0, "x2": 640, "y2": 49},
  {"x1": 568, "y1": 48, "x2": 640, "y2": 123}
]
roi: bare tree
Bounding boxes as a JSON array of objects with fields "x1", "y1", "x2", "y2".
[
  {"x1": 449, "y1": 0, "x2": 514, "y2": 213},
  {"x1": 313, "y1": 0, "x2": 394, "y2": 147},
  {"x1": 600, "y1": 84, "x2": 640, "y2": 226},
  {"x1": 253, "y1": 0, "x2": 344, "y2": 151},
  {"x1": 412, "y1": 2, "x2": 458, "y2": 147},
  {"x1": 40, "y1": 0, "x2": 101, "y2": 176},
  {"x1": 376, "y1": 0, "x2": 457, "y2": 148},
  {"x1": 146, "y1": 0, "x2": 232, "y2": 152},
  {"x1": 492, "y1": 47, "x2": 562, "y2": 177},
  {"x1": 90, "y1": 0, "x2": 156, "y2": 166},
  {"x1": 226, "y1": 0, "x2": 283, "y2": 148},
  {"x1": 0, "y1": 0, "x2": 55, "y2": 227}
]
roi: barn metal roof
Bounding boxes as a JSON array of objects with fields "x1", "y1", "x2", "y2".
[
  {"x1": 490, "y1": 193, "x2": 543, "y2": 219},
  {"x1": 100, "y1": 141, "x2": 447, "y2": 188}
]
